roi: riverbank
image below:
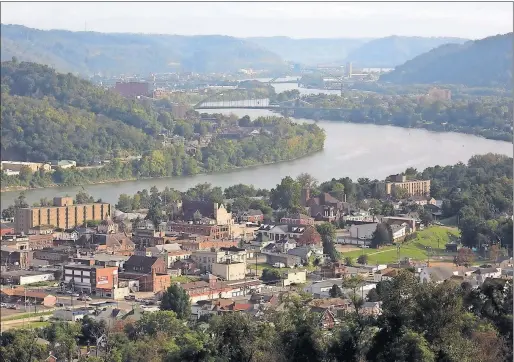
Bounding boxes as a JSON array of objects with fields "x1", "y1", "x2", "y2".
[{"x1": 0, "y1": 148, "x2": 323, "y2": 194}]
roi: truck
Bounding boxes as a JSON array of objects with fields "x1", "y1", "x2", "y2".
[{"x1": 273, "y1": 262, "x2": 286, "y2": 268}]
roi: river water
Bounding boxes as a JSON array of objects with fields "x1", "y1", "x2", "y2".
[{"x1": 1, "y1": 82, "x2": 512, "y2": 207}]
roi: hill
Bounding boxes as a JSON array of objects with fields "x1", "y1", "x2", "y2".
[
  {"x1": 0, "y1": 24, "x2": 286, "y2": 76},
  {"x1": 0, "y1": 60, "x2": 159, "y2": 164},
  {"x1": 246, "y1": 36, "x2": 369, "y2": 65},
  {"x1": 380, "y1": 33, "x2": 513, "y2": 88},
  {"x1": 344, "y1": 35, "x2": 469, "y2": 68}
]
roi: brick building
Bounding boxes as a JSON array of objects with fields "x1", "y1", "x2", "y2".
[{"x1": 15, "y1": 197, "x2": 111, "y2": 234}]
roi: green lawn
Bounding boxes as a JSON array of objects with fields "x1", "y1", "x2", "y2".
[
  {"x1": 341, "y1": 226, "x2": 461, "y2": 265},
  {"x1": 2, "y1": 310, "x2": 54, "y2": 321},
  {"x1": 171, "y1": 275, "x2": 201, "y2": 284}
]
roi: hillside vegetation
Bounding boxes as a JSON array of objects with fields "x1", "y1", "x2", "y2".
[
  {"x1": 380, "y1": 33, "x2": 513, "y2": 88},
  {"x1": 0, "y1": 24, "x2": 286, "y2": 75}
]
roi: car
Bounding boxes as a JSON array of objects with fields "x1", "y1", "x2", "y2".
[
  {"x1": 72, "y1": 293, "x2": 80, "y2": 297},
  {"x1": 65, "y1": 290, "x2": 73, "y2": 295},
  {"x1": 8, "y1": 304, "x2": 17, "y2": 309},
  {"x1": 56, "y1": 302, "x2": 65, "y2": 307}
]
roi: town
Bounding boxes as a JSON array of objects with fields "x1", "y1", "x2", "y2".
[{"x1": 1, "y1": 167, "x2": 511, "y2": 344}]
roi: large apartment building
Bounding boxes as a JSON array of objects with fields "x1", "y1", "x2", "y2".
[
  {"x1": 384, "y1": 175, "x2": 431, "y2": 197},
  {"x1": 15, "y1": 197, "x2": 111, "y2": 234}
]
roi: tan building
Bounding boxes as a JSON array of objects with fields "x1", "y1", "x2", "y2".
[
  {"x1": 211, "y1": 261, "x2": 246, "y2": 281},
  {"x1": 385, "y1": 175, "x2": 431, "y2": 197},
  {"x1": 1, "y1": 161, "x2": 51, "y2": 173},
  {"x1": 15, "y1": 197, "x2": 111, "y2": 234}
]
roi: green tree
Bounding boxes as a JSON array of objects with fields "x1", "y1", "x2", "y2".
[
  {"x1": 371, "y1": 223, "x2": 393, "y2": 248},
  {"x1": 116, "y1": 194, "x2": 133, "y2": 212},
  {"x1": 0, "y1": 329, "x2": 48, "y2": 362},
  {"x1": 262, "y1": 268, "x2": 282, "y2": 282},
  {"x1": 344, "y1": 256, "x2": 354, "y2": 266},
  {"x1": 160, "y1": 284, "x2": 191, "y2": 320},
  {"x1": 329, "y1": 284, "x2": 344, "y2": 298},
  {"x1": 316, "y1": 223, "x2": 340, "y2": 262},
  {"x1": 357, "y1": 254, "x2": 369, "y2": 265},
  {"x1": 270, "y1": 176, "x2": 301, "y2": 210},
  {"x1": 76, "y1": 190, "x2": 95, "y2": 204}
]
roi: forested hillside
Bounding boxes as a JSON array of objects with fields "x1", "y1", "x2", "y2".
[
  {"x1": 0, "y1": 24, "x2": 286, "y2": 75},
  {"x1": 0, "y1": 61, "x2": 326, "y2": 189},
  {"x1": 380, "y1": 33, "x2": 513, "y2": 88}
]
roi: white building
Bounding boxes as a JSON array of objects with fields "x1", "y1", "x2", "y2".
[
  {"x1": 349, "y1": 223, "x2": 377, "y2": 240},
  {"x1": 0, "y1": 270, "x2": 55, "y2": 286},
  {"x1": 391, "y1": 225, "x2": 406, "y2": 240}
]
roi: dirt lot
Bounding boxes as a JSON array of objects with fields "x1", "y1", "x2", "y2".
[{"x1": 336, "y1": 245, "x2": 362, "y2": 253}]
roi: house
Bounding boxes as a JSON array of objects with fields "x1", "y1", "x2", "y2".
[
  {"x1": 238, "y1": 209, "x2": 264, "y2": 223},
  {"x1": 408, "y1": 196, "x2": 428, "y2": 206},
  {"x1": 419, "y1": 266, "x2": 458, "y2": 283},
  {"x1": 319, "y1": 309, "x2": 338, "y2": 330},
  {"x1": 97, "y1": 218, "x2": 119, "y2": 234},
  {"x1": 280, "y1": 213, "x2": 315, "y2": 225},
  {"x1": 0, "y1": 224, "x2": 15, "y2": 236},
  {"x1": 302, "y1": 189, "x2": 343, "y2": 222},
  {"x1": 281, "y1": 270, "x2": 307, "y2": 286},
  {"x1": 391, "y1": 224, "x2": 406, "y2": 240},
  {"x1": 471, "y1": 267, "x2": 502, "y2": 284},
  {"x1": 123, "y1": 255, "x2": 166, "y2": 274},
  {"x1": 181, "y1": 201, "x2": 233, "y2": 225},
  {"x1": 361, "y1": 301, "x2": 382, "y2": 316}
]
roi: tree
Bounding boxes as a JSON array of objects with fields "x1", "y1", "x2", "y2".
[
  {"x1": 19, "y1": 166, "x2": 33, "y2": 183},
  {"x1": 344, "y1": 256, "x2": 354, "y2": 266},
  {"x1": 366, "y1": 288, "x2": 380, "y2": 302},
  {"x1": 80, "y1": 316, "x2": 107, "y2": 353},
  {"x1": 392, "y1": 187, "x2": 409, "y2": 200},
  {"x1": 455, "y1": 247, "x2": 475, "y2": 266},
  {"x1": 14, "y1": 192, "x2": 29, "y2": 209},
  {"x1": 489, "y1": 244, "x2": 501, "y2": 262},
  {"x1": 270, "y1": 176, "x2": 302, "y2": 210},
  {"x1": 0, "y1": 329, "x2": 48, "y2": 362},
  {"x1": 76, "y1": 191, "x2": 95, "y2": 204},
  {"x1": 262, "y1": 268, "x2": 282, "y2": 282},
  {"x1": 116, "y1": 194, "x2": 133, "y2": 212},
  {"x1": 296, "y1": 172, "x2": 318, "y2": 189},
  {"x1": 371, "y1": 223, "x2": 393, "y2": 248},
  {"x1": 160, "y1": 284, "x2": 191, "y2": 320},
  {"x1": 357, "y1": 254, "x2": 369, "y2": 265},
  {"x1": 316, "y1": 223, "x2": 340, "y2": 262},
  {"x1": 419, "y1": 210, "x2": 433, "y2": 226},
  {"x1": 329, "y1": 284, "x2": 343, "y2": 298},
  {"x1": 1, "y1": 205, "x2": 15, "y2": 219}
]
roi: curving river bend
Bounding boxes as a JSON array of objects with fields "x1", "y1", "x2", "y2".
[{"x1": 1, "y1": 80, "x2": 512, "y2": 206}]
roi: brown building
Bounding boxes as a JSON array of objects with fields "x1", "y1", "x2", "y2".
[
  {"x1": 384, "y1": 175, "x2": 431, "y2": 197},
  {"x1": 1, "y1": 246, "x2": 33, "y2": 269},
  {"x1": 168, "y1": 223, "x2": 231, "y2": 239},
  {"x1": 120, "y1": 256, "x2": 170, "y2": 292},
  {"x1": 15, "y1": 197, "x2": 111, "y2": 234},
  {"x1": 428, "y1": 87, "x2": 451, "y2": 101},
  {"x1": 179, "y1": 240, "x2": 239, "y2": 251},
  {"x1": 113, "y1": 81, "x2": 150, "y2": 98}
]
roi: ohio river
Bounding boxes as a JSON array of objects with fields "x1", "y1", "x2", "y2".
[{"x1": 1, "y1": 80, "x2": 512, "y2": 206}]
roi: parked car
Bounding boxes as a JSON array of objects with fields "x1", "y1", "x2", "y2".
[
  {"x1": 124, "y1": 295, "x2": 136, "y2": 301},
  {"x1": 72, "y1": 293, "x2": 80, "y2": 297},
  {"x1": 56, "y1": 302, "x2": 65, "y2": 307}
]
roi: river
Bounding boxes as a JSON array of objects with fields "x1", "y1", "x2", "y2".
[{"x1": 1, "y1": 82, "x2": 512, "y2": 207}]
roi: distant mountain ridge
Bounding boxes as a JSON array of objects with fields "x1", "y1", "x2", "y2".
[
  {"x1": 343, "y1": 35, "x2": 469, "y2": 68},
  {"x1": 0, "y1": 24, "x2": 286, "y2": 76},
  {"x1": 380, "y1": 33, "x2": 513, "y2": 88},
  {"x1": 246, "y1": 36, "x2": 370, "y2": 65},
  {"x1": 246, "y1": 35, "x2": 469, "y2": 68}
]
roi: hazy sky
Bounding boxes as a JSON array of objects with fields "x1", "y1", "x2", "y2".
[{"x1": 1, "y1": 1, "x2": 512, "y2": 39}]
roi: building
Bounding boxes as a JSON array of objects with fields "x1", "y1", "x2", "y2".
[
  {"x1": 385, "y1": 175, "x2": 431, "y2": 197},
  {"x1": 178, "y1": 279, "x2": 263, "y2": 303},
  {"x1": 349, "y1": 223, "x2": 378, "y2": 240},
  {"x1": 167, "y1": 223, "x2": 231, "y2": 240},
  {"x1": 0, "y1": 270, "x2": 55, "y2": 285},
  {"x1": 0, "y1": 161, "x2": 51, "y2": 173},
  {"x1": 192, "y1": 247, "x2": 246, "y2": 273},
  {"x1": 238, "y1": 209, "x2": 264, "y2": 223},
  {"x1": 63, "y1": 263, "x2": 119, "y2": 295},
  {"x1": 280, "y1": 213, "x2": 315, "y2": 225},
  {"x1": 50, "y1": 160, "x2": 76, "y2": 169},
  {"x1": 0, "y1": 287, "x2": 57, "y2": 307},
  {"x1": 15, "y1": 197, "x2": 111, "y2": 234},
  {"x1": 1, "y1": 245, "x2": 33, "y2": 269},
  {"x1": 0, "y1": 224, "x2": 15, "y2": 236},
  {"x1": 179, "y1": 239, "x2": 239, "y2": 251},
  {"x1": 113, "y1": 81, "x2": 150, "y2": 98},
  {"x1": 211, "y1": 261, "x2": 246, "y2": 281},
  {"x1": 120, "y1": 255, "x2": 170, "y2": 292}
]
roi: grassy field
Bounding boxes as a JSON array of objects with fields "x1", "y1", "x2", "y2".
[
  {"x1": 171, "y1": 275, "x2": 201, "y2": 284},
  {"x1": 1, "y1": 310, "x2": 54, "y2": 321},
  {"x1": 341, "y1": 226, "x2": 461, "y2": 265}
]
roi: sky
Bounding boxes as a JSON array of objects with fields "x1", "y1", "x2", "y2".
[{"x1": 1, "y1": 1, "x2": 512, "y2": 39}]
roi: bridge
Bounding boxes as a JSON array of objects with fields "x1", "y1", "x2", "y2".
[
  {"x1": 194, "y1": 95, "x2": 315, "y2": 110},
  {"x1": 267, "y1": 77, "x2": 300, "y2": 85}
]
